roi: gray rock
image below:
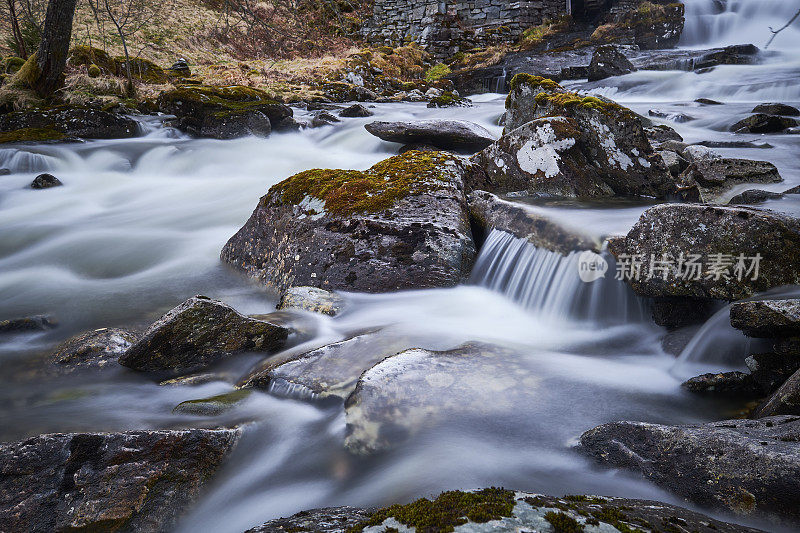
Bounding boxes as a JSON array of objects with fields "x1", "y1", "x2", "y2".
[
  {"x1": 0, "y1": 168, "x2": 11, "y2": 175},
  {"x1": 752, "y1": 103, "x2": 800, "y2": 117},
  {"x1": 119, "y1": 295, "x2": 288, "y2": 376},
  {"x1": 694, "y1": 44, "x2": 760, "y2": 70},
  {"x1": 658, "y1": 150, "x2": 688, "y2": 176},
  {"x1": 730, "y1": 299, "x2": 800, "y2": 337},
  {"x1": 645, "y1": 124, "x2": 683, "y2": 145},
  {"x1": 49, "y1": 327, "x2": 140, "y2": 374},
  {"x1": 364, "y1": 120, "x2": 494, "y2": 152},
  {"x1": 276, "y1": 286, "x2": 346, "y2": 316},
  {"x1": 745, "y1": 352, "x2": 800, "y2": 394},
  {"x1": 696, "y1": 98, "x2": 724, "y2": 105},
  {"x1": 0, "y1": 314, "x2": 56, "y2": 333},
  {"x1": 579, "y1": 416, "x2": 800, "y2": 521},
  {"x1": 252, "y1": 491, "x2": 763, "y2": 533},
  {"x1": 173, "y1": 389, "x2": 252, "y2": 416},
  {"x1": 468, "y1": 190, "x2": 600, "y2": 254},
  {"x1": 679, "y1": 158, "x2": 782, "y2": 203},
  {"x1": 729, "y1": 189, "x2": 784, "y2": 205},
  {"x1": 339, "y1": 103, "x2": 373, "y2": 118},
  {"x1": 682, "y1": 144, "x2": 720, "y2": 163},
  {"x1": 754, "y1": 368, "x2": 800, "y2": 417},
  {"x1": 221, "y1": 151, "x2": 476, "y2": 293},
  {"x1": 0, "y1": 106, "x2": 139, "y2": 141},
  {"x1": 30, "y1": 173, "x2": 62, "y2": 189},
  {"x1": 681, "y1": 371, "x2": 761, "y2": 397},
  {"x1": 240, "y1": 332, "x2": 410, "y2": 401},
  {"x1": 0, "y1": 429, "x2": 240, "y2": 532},
  {"x1": 199, "y1": 110, "x2": 271, "y2": 140},
  {"x1": 608, "y1": 204, "x2": 800, "y2": 301},
  {"x1": 732, "y1": 114, "x2": 797, "y2": 134},
  {"x1": 588, "y1": 45, "x2": 636, "y2": 81},
  {"x1": 311, "y1": 111, "x2": 340, "y2": 128}
]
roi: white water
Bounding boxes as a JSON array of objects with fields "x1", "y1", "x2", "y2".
[{"x1": 0, "y1": 1, "x2": 799, "y2": 531}]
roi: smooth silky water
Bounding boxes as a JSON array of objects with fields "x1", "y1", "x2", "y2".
[{"x1": 2, "y1": 1, "x2": 800, "y2": 530}]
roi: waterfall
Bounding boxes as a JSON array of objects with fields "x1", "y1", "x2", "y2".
[
  {"x1": 470, "y1": 229, "x2": 649, "y2": 325},
  {"x1": 681, "y1": 0, "x2": 800, "y2": 50}
]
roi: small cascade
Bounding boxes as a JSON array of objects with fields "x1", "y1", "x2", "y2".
[
  {"x1": 0, "y1": 149, "x2": 59, "y2": 173},
  {"x1": 482, "y1": 67, "x2": 508, "y2": 93},
  {"x1": 470, "y1": 229, "x2": 649, "y2": 325}
]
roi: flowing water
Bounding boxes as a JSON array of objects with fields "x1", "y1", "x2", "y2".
[{"x1": 1, "y1": 1, "x2": 800, "y2": 531}]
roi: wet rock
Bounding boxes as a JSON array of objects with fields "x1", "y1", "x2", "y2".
[
  {"x1": 156, "y1": 85, "x2": 292, "y2": 139},
  {"x1": 276, "y1": 286, "x2": 346, "y2": 316},
  {"x1": 221, "y1": 151, "x2": 476, "y2": 293},
  {"x1": 658, "y1": 150, "x2": 688, "y2": 176},
  {"x1": 681, "y1": 371, "x2": 761, "y2": 397},
  {"x1": 310, "y1": 111, "x2": 340, "y2": 128},
  {"x1": 659, "y1": 139, "x2": 689, "y2": 154},
  {"x1": 173, "y1": 389, "x2": 252, "y2": 416},
  {"x1": 694, "y1": 44, "x2": 760, "y2": 70},
  {"x1": 730, "y1": 299, "x2": 800, "y2": 338},
  {"x1": 246, "y1": 507, "x2": 374, "y2": 533},
  {"x1": 0, "y1": 106, "x2": 138, "y2": 142},
  {"x1": 0, "y1": 168, "x2": 11, "y2": 175},
  {"x1": 732, "y1": 114, "x2": 798, "y2": 134},
  {"x1": 0, "y1": 314, "x2": 56, "y2": 332},
  {"x1": 118, "y1": 295, "x2": 288, "y2": 376},
  {"x1": 597, "y1": 2, "x2": 685, "y2": 50},
  {"x1": 608, "y1": 204, "x2": 800, "y2": 301},
  {"x1": 651, "y1": 297, "x2": 715, "y2": 329},
  {"x1": 240, "y1": 332, "x2": 410, "y2": 401},
  {"x1": 754, "y1": 368, "x2": 800, "y2": 417},
  {"x1": 268, "y1": 490, "x2": 762, "y2": 533},
  {"x1": 579, "y1": 416, "x2": 800, "y2": 521},
  {"x1": 681, "y1": 144, "x2": 720, "y2": 163},
  {"x1": 467, "y1": 190, "x2": 600, "y2": 254},
  {"x1": 745, "y1": 352, "x2": 800, "y2": 394},
  {"x1": 645, "y1": 124, "x2": 683, "y2": 145},
  {"x1": 398, "y1": 142, "x2": 440, "y2": 153},
  {"x1": 497, "y1": 76, "x2": 673, "y2": 199},
  {"x1": 364, "y1": 120, "x2": 493, "y2": 153},
  {"x1": 0, "y1": 428, "x2": 240, "y2": 532},
  {"x1": 339, "y1": 103, "x2": 373, "y2": 118},
  {"x1": 273, "y1": 116, "x2": 301, "y2": 132},
  {"x1": 752, "y1": 103, "x2": 799, "y2": 117},
  {"x1": 648, "y1": 109, "x2": 695, "y2": 123},
  {"x1": 679, "y1": 158, "x2": 782, "y2": 203},
  {"x1": 49, "y1": 327, "x2": 140, "y2": 374},
  {"x1": 426, "y1": 91, "x2": 471, "y2": 108},
  {"x1": 169, "y1": 58, "x2": 191, "y2": 76},
  {"x1": 344, "y1": 342, "x2": 531, "y2": 454},
  {"x1": 696, "y1": 98, "x2": 724, "y2": 105},
  {"x1": 588, "y1": 45, "x2": 636, "y2": 81},
  {"x1": 729, "y1": 189, "x2": 783, "y2": 205},
  {"x1": 159, "y1": 373, "x2": 224, "y2": 386},
  {"x1": 30, "y1": 173, "x2": 63, "y2": 189}
]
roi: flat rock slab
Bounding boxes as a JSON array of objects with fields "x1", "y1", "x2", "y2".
[
  {"x1": 579, "y1": 416, "x2": 800, "y2": 521},
  {"x1": 364, "y1": 120, "x2": 494, "y2": 152},
  {"x1": 119, "y1": 295, "x2": 288, "y2": 376},
  {"x1": 240, "y1": 332, "x2": 410, "y2": 401},
  {"x1": 679, "y1": 158, "x2": 782, "y2": 204},
  {"x1": 730, "y1": 299, "x2": 800, "y2": 338},
  {"x1": 0, "y1": 429, "x2": 240, "y2": 532},
  {"x1": 249, "y1": 490, "x2": 763, "y2": 533},
  {"x1": 608, "y1": 204, "x2": 800, "y2": 301}
]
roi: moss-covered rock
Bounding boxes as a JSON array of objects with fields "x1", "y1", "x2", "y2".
[
  {"x1": 87, "y1": 64, "x2": 101, "y2": 78},
  {"x1": 426, "y1": 91, "x2": 471, "y2": 108},
  {"x1": 173, "y1": 389, "x2": 252, "y2": 416},
  {"x1": 0, "y1": 106, "x2": 138, "y2": 143},
  {"x1": 220, "y1": 150, "x2": 476, "y2": 293},
  {"x1": 156, "y1": 84, "x2": 292, "y2": 139},
  {"x1": 67, "y1": 45, "x2": 116, "y2": 74},
  {"x1": 0, "y1": 127, "x2": 66, "y2": 144},
  {"x1": 592, "y1": 2, "x2": 685, "y2": 50},
  {"x1": 113, "y1": 56, "x2": 168, "y2": 83}
]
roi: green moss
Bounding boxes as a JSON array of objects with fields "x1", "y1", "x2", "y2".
[
  {"x1": 428, "y1": 91, "x2": 463, "y2": 107},
  {"x1": 590, "y1": 507, "x2": 643, "y2": 533},
  {"x1": 348, "y1": 488, "x2": 516, "y2": 532},
  {"x1": 173, "y1": 389, "x2": 252, "y2": 416},
  {"x1": 160, "y1": 84, "x2": 281, "y2": 112},
  {"x1": 508, "y1": 73, "x2": 563, "y2": 93},
  {"x1": 113, "y1": 56, "x2": 168, "y2": 84},
  {"x1": 87, "y1": 64, "x2": 101, "y2": 78},
  {"x1": 425, "y1": 63, "x2": 452, "y2": 82},
  {"x1": 3, "y1": 56, "x2": 25, "y2": 75},
  {"x1": 68, "y1": 45, "x2": 115, "y2": 73},
  {"x1": 544, "y1": 511, "x2": 584, "y2": 533},
  {"x1": 271, "y1": 151, "x2": 455, "y2": 217},
  {"x1": 0, "y1": 127, "x2": 66, "y2": 143}
]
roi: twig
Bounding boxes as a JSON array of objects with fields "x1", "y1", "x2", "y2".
[{"x1": 766, "y1": 8, "x2": 800, "y2": 49}]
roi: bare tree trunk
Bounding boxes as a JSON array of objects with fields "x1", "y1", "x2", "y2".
[
  {"x1": 7, "y1": 0, "x2": 28, "y2": 59},
  {"x1": 103, "y1": 0, "x2": 134, "y2": 96},
  {"x1": 32, "y1": 0, "x2": 78, "y2": 96}
]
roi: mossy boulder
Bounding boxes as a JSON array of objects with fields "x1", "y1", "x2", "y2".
[
  {"x1": 0, "y1": 106, "x2": 138, "y2": 143},
  {"x1": 426, "y1": 91, "x2": 471, "y2": 108},
  {"x1": 67, "y1": 45, "x2": 116, "y2": 74},
  {"x1": 595, "y1": 2, "x2": 685, "y2": 50},
  {"x1": 0, "y1": 429, "x2": 240, "y2": 532},
  {"x1": 113, "y1": 56, "x2": 168, "y2": 84},
  {"x1": 173, "y1": 389, "x2": 252, "y2": 416},
  {"x1": 87, "y1": 64, "x2": 101, "y2": 78},
  {"x1": 250, "y1": 491, "x2": 762, "y2": 532},
  {"x1": 580, "y1": 416, "x2": 800, "y2": 522},
  {"x1": 608, "y1": 203, "x2": 800, "y2": 301},
  {"x1": 2, "y1": 56, "x2": 25, "y2": 75},
  {"x1": 156, "y1": 85, "x2": 292, "y2": 139},
  {"x1": 118, "y1": 295, "x2": 288, "y2": 377},
  {"x1": 220, "y1": 150, "x2": 477, "y2": 293}
]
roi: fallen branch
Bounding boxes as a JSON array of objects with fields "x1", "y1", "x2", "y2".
[{"x1": 765, "y1": 8, "x2": 800, "y2": 49}]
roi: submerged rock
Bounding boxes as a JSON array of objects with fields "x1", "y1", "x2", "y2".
[
  {"x1": 119, "y1": 295, "x2": 288, "y2": 376},
  {"x1": 752, "y1": 103, "x2": 800, "y2": 116},
  {"x1": 731, "y1": 114, "x2": 797, "y2": 134},
  {"x1": 253, "y1": 490, "x2": 762, "y2": 533},
  {"x1": 681, "y1": 371, "x2": 761, "y2": 397},
  {"x1": 173, "y1": 389, "x2": 252, "y2": 416},
  {"x1": 730, "y1": 299, "x2": 800, "y2": 338},
  {"x1": 580, "y1": 416, "x2": 800, "y2": 521},
  {"x1": 221, "y1": 151, "x2": 476, "y2": 293},
  {"x1": 468, "y1": 190, "x2": 600, "y2": 254},
  {"x1": 276, "y1": 286, "x2": 346, "y2": 316},
  {"x1": 30, "y1": 173, "x2": 62, "y2": 189},
  {"x1": 49, "y1": 327, "x2": 140, "y2": 374},
  {"x1": 0, "y1": 314, "x2": 56, "y2": 333},
  {"x1": 0, "y1": 428, "x2": 240, "y2": 532},
  {"x1": 754, "y1": 368, "x2": 800, "y2": 417},
  {"x1": 156, "y1": 85, "x2": 292, "y2": 139},
  {"x1": 678, "y1": 158, "x2": 782, "y2": 203},
  {"x1": 0, "y1": 106, "x2": 138, "y2": 143},
  {"x1": 729, "y1": 189, "x2": 784, "y2": 205},
  {"x1": 364, "y1": 120, "x2": 493, "y2": 153},
  {"x1": 588, "y1": 45, "x2": 636, "y2": 81},
  {"x1": 608, "y1": 204, "x2": 800, "y2": 301}
]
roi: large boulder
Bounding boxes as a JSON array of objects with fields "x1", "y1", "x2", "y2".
[
  {"x1": 0, "y1": 106, "x2": 138, "y2": 143},
  {"x1": 156, "y1": 85, "x2": 292, "y2": 139},
  {"x1": 603, "y1": 2, "x2": 685, "y2": 50},
  {"x1": 250, "y1": 490, "x2": 761, "y2": 533},
  {"x1": 0, "y1": 429, "x2": 240, "y2": 532},
  {"x1": 754, "y1": 368, "x2": 800, "y2": 417},
  {"x1": 580, "y1": 416, "x2": 800, "y2": 521},
  {"x1": 49, "y1": 327, "x2": 140, "y2": 374},
  {"x1": 730, "y1": 299, "x2": 800, "y2": 337},
  {"x1": 588, "y1": 45, "x2": 636, "y2": 81},
  {"x1": 608, "y1": 204, "x2": 800, "y2": 301},
  {"x1": 364, "y1": 120, "x2": 494, "y2": 153},
  {"x1": 694, "y1": 44, "x2": 760, "y2": 70},
  {"x1": 681, "y1": 371, "x2": 761, "y2": 397},
  {"x1": 731, "y1": 114, "x2": 797, "y2": 134},
  {"x1": 752, "y1": 103, "x2": 800, "y2": 116},
  {"x1": 119, "y1": 295, "x2": 288, "y2": 376},
  {"x1": 678, "y1": 158, "x2": 782, "y2": 203},
  {"x1": 468, "y1": 190, "x2": 600, "y2": 254},
  {"x1": 220, "y1": 151, "x2": 477, "y2": 293}
]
